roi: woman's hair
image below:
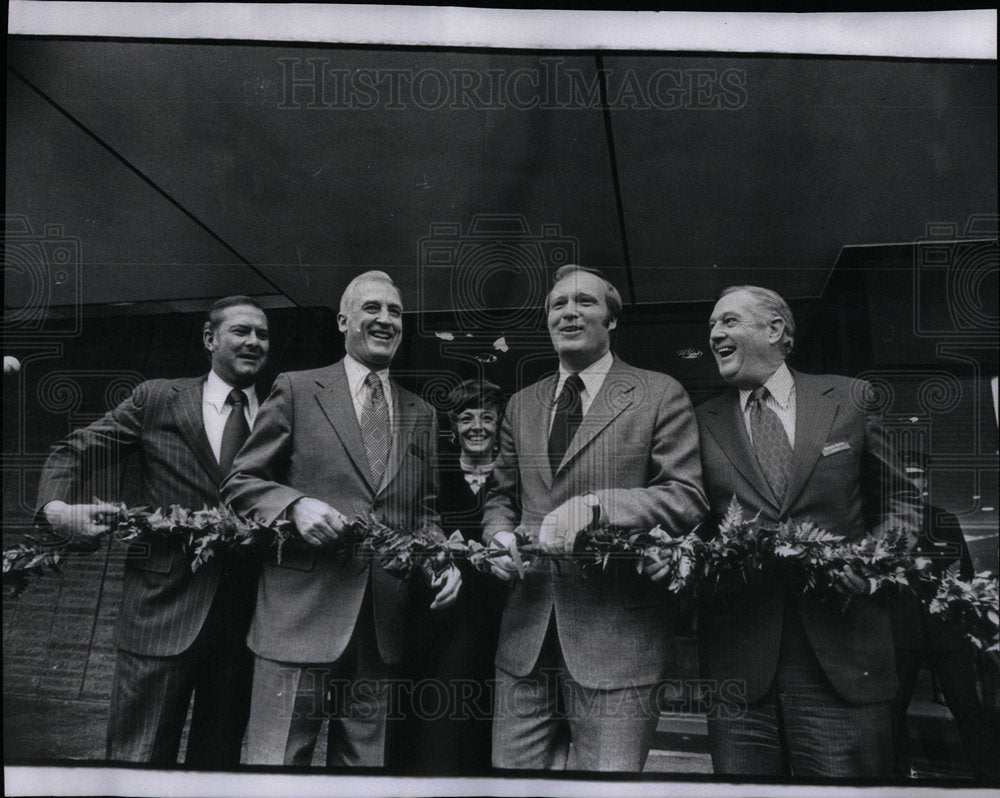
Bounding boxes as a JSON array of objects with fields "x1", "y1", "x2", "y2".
[{"x1": 446, "y1": 379, "x2": 504, "y2": 421}]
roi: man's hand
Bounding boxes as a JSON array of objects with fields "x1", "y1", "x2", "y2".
[
  {"x1": 43, "y1": 500, "x2": 119, "y2": 545},
  {"x1": 428, "y1": 563, "x2": 462, "y2": 610},
  {"x1": 836, "y1": 564, "x2": 869, "y2": 596},
  {"x1": 487, "y1": 530, "x2": 520, "y2": 581},
  {"x1": 538, "y1": 494, "x2": 600, "y2": 554},
  {"x1": 289, "y1": 497, "x2": 346, "y2": 547},
  {"x1": 642, "y1": 549, "x2": 674, "y2": 583}
]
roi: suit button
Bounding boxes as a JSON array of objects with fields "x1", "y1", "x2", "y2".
[{"x1": 863, "y1": 671, "x2": 870, "y2": 677}]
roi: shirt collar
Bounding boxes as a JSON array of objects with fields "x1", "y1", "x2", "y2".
[
  {"x1": 557, "y1": 350, "x2": 614, "y2": 399},
  {"x1": 344, "y1": 353, "x2": 391, "y2": 399},
  {"x1": 459, "y1": 455, "x2": 496, "y2": 477},
  {"x1": 740, "y1": 361, "x2": 794, "y2": 412},
  {"x1": 204, "y1": 369, "x2": 257, "y2": 414}
]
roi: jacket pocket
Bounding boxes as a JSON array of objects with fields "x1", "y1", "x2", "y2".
[
  {"x1": 125, "y1": 542, "x2": 176, "y2": 574},
  {"x1": 275, "y1": 545, "x2": 316, "y2": 572}
]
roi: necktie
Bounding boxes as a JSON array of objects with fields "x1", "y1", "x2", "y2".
[
  {"x1": 219, "y1": 388, "x2": 251, "y2": 475},
  {"x1": 361, "y1": 372, "x2": 390, "y2": 487},
  {"x1": 748, "y1": 386, "x2": 793, "y2": 500},
  {"x1": 548, "y1": 373, "x2": 584, "y2": 473}
]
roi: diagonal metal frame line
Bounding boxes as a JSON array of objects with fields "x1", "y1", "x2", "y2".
[
  {"x1": 595, "y1": 52, "x2": 636, "y2": 308},
  {"x1": 7, "y1": 64, "x2": 296, "y2": 304}
]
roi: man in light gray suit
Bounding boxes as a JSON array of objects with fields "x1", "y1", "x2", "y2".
[
  {"x1": 222, "y1": 271, "x2": 461, "y2": 767},
  {"x1": 482, "y1": 265, "x2": 708, "y2": 771}
]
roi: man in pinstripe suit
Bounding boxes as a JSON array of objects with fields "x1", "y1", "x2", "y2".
[
  {"x1": 695, "y1": 285, "x2": 920, "y2": 776},
  {"x1": 36, "y1": 295, "x2": 270, "y2": 766}
]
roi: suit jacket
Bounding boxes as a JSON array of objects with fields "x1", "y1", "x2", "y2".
[
  {"x1": 891, "y1": 503, "x2": 972, "y2": 652},
  {"x1": 220, "y1": 359, "x2": 440, "y2": 665},
  {"x1": 481, "y1": 357, "x2": 708, "y2": 690},
  {"x1": 695, "y1": 370, "x2": 921, "y2": 704},
  {"x1": 36, "y1": 376, "x2": 255, "y2": 657}
]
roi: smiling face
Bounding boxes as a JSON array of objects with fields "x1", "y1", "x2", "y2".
[
  {"x1": 204, "y1": 304, "x2": 270, "y2": 389},
  {"x1": 546, "y1": 270, "x2": 616, "y2": 371},
  {"x1": 338, "y1": 278, "x2": 403, "y2": 369},
  {"x1": 708, "y1": 289, "x2": 785, "y2": 388},
  {"x1": 453, "y1": 405, "x2": 499, "y2": 459}
]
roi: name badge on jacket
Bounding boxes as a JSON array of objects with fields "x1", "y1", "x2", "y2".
[{"x1": 822, "y1": 441, "x2": 851, "y2": 456}]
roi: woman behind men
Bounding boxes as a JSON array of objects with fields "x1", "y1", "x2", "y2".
[{"x1": 393, "y1": 379, "x2": 506, "y2": 775}]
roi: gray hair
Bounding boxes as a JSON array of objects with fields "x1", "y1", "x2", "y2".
[
  {"x1": 339, "y1": 270, "x2": 399, "y2": 316},
  {"x1": 720, "y1": 285, "x2": 795, "y2": 355}
]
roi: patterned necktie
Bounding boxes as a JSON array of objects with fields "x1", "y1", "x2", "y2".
[
  {"x1": 219, "y1": 388, "x2": 251, "y2": 475},
  {"x1": 548, "y1": 373, "x2": 584, "y2": 473},
  {"x1": 748, "y1": 386, "x2": 793, "y2": 500},
  {"x1": 361, "y1": 372, "x2": 390, "y2": 487}
]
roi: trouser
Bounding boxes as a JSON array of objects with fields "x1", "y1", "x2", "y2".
[
  {"x1": 107, "y1": 579, "x2": 254, "y2": 766},
  {"x1": 491, "y1": 616, "x2": 660, "y2": 772},
  {"x1": 245, "y1": 586, "x2": 393, "y2": 767},
  {"x1": 707, "y1": 605, "x2": 893, "y2": 777}
]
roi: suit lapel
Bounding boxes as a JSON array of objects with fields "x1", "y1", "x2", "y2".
[
  {"x1": 558, "y1": 358, "x2": 635, "y2": 473},
  {"x1": 380, "y1": 382, "x2": 419, "y2": 496},
  {"x1": 314, "y1": 360, "x2": 377, "y2": 492},
  {"x1": 169, "y1": 377, "x2": 223, "y2": 486},
  {"x1": 702, "y1": 391, "x2": 780, "y2": 511},
  {"x1": 780, "y1": 371, "x2": 837, "y2": 516}
]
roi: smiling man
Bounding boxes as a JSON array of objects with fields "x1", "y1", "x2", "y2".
[
  {"x1": 37, "y1": 295, "x2": 271, "y2": 766},
  {"x1": 481, "y1": 265, "x2": 708, "y2": 771},
  {"x1": 221, "y1": 270, "x2": 461, "y2": 767},
  {"x1": 695, "y1": 285, "x2": 920, "y2": 777}
]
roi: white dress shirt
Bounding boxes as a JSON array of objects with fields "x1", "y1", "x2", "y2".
[
  {"x1": 739, "y1": 361, "x2": 796, "y2": 448},
  {"x1": 549, "y1": 350, "x2": 615, "y2": 433},
  {"x1": 343, "y1": 353, "x2": 394, "y2": 428},
  {"x1": 202, "y1": 369, "x2": 259, "y2": 463}
]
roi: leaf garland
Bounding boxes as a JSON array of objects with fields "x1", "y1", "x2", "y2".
[
  {"x1": 2, "y1": 536, "x2": 63, "y2": 598},
  {"x1": 4, "y1": 497, "x2": 996, "y2": 653},
  {"x1": 928, "y1": 568, "x2": 1000, "y2": 653}
]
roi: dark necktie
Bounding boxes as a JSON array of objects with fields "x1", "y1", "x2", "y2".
[
  {"x1": 748, "y1": 386, "x2": 793, "y2": 500},
  {"x1": 361, "y1": 372, "x2": 390, "y2": 487},
  {"x1": 219, "y1": 388, "x2": 251, "y2": 475},
  {"x1": 548, "y1": 373, "x2": 584, "y2": 473}
]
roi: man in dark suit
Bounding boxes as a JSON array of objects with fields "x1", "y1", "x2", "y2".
[
  {"x1": 36, "y1": 295, "x2": 271, "y2": 765},
  {"x1": 221, "y1": 270, "x2": 461, "y2": 767},
  {"x1": 890, "y1": 456, "x2": 1000, "y2": 779},
  {"x1": 695, "y1": 284, "x2": 921, "y2": 777},
  {"x1": 481, "y1": 265, "x2": 708, "y2": 771}
]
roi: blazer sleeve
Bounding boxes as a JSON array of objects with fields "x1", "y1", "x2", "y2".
[
  {"x1": 481, "y1": 393, "x2": 521, "y2": 544},
  {"x1": 858, "y1": 378, "x2": 922, "y2": 546},
  {"x1": 220, "y1": 372, "x2": 306, "y2": 526},
  {"x1": 36, "y1": 381, "x2": 147, "y2": 512},
  {"x1": 592, "y1": 376, "x2": 709, "y2": 536}
]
